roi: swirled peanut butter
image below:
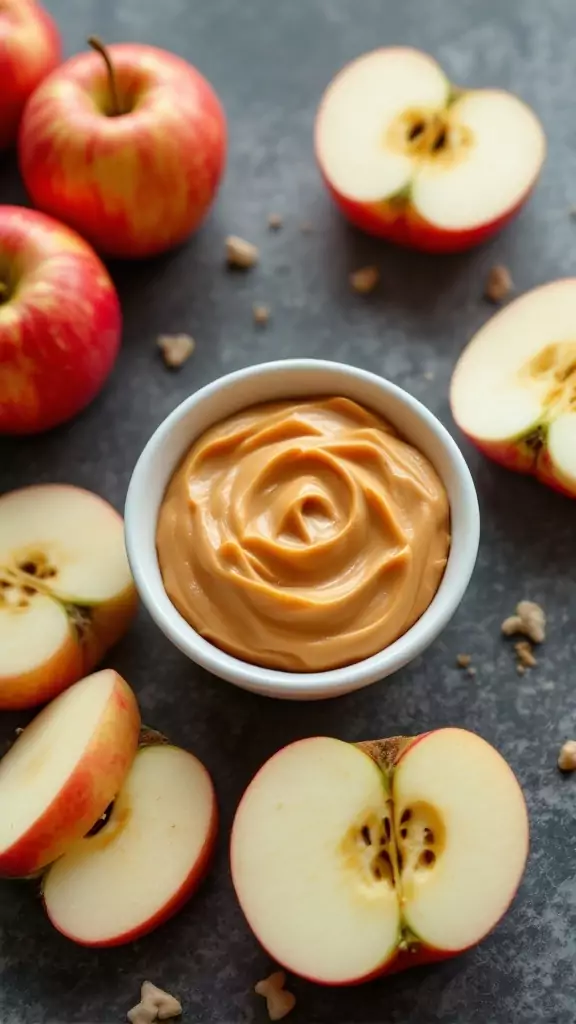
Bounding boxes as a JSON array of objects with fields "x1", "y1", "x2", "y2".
[{"x1": 156, "y1": 397, "x2": 450, "y2": 672}]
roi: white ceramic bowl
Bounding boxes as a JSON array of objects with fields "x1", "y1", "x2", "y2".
[{"x1": 125, "y1": 359, "x2": 479, "y2": 700}]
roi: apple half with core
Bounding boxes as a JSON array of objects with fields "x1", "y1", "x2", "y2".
[
  {"x1": 43, "y1": 742, "x2": 218, "y2": 946},
  {"x1": 0, "y1": 669, "x2": 140, "y2": 878},
  {"x1": 0, "y1": 0, "x2": 61, "y2": 150},
  {"x1": 19, "y1": 39, "x2": 227, "y2": 258},
  {"x1": 451, "y1": 279, "x2": 576, "y2": 498},
  {"x1": 231, "y1": 730, "x2": 528, "y2": 985},
  {"x1": 0, "y1": 206, "x2": 121, "y2": 434},
  {"x1": 315, "y1": 48, "x2": 545, "y2": 253},
  {"x1": 0, "y1": 484, "x2": 137, "y2": 710}
]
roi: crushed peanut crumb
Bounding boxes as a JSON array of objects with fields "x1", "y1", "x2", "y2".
[
  {"x1": 253, "y1": 303, "x2": 271, "y2": 327},
  {"x1": 350, "y1": 265, "x2": 380, "y2": 294},
  {"x1": 268, "y1": 213, "x2": 283, "y2": 230},
  {"x1": 157, "y1": 334, "x2": 195, "y2": 369},
  {"x1": 515, "y1": 640, "x2": 537, "y2": 670},
  {"x1": 558, "y1": 740, "x2": 576, "y2": 772},
  {"x1": 484, "y1": 265, "x2": 513, "y2": 304},
  {"x1": 225, "y1": 235, "x2": 259, "y2": 269},
  {"x1": 255, "y1": 971, "x2": 295, "y2": 1021},
  {"x1": 502, "y1": 601, "x2": 546, "y2": 644},
  {"x1": 127, "y1": 981, "x2": 182, "y2": 1024},
  {"x1": 456, "y1": 653, "x2": 472, "y2": 668}
]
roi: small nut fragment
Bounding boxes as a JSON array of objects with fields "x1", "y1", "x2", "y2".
[
  {"x1": 253, "y1": 303, "x2": 271, "y2": 327},
  {"x1": 484, "y1": 265, "x2": 513, "y2": 304},
  {"x1": 128, "y1": 981, "x2": 182, "y2": 1024},
  {"x1": 157, "y1": 334, "x2": 195, "y2": 369},
  {"x1": 501, "y1": 601, "x2": 546, "y2": 644},
  {"x1": 268, "y1": 212, "x2": 283, "y2": 230},
  {"x1": 255, "y1": 971, "x2": 296, "y2": 1021},
  {"x1": 456, "y1": 653, "x2": 471, "y2": 668},
  {"x1": 350, "y1": 265, "x2": 380, "y2": 294},
  {"x1": 515, "y1": 640, "x2": 537, "y2": 669},
  {"x1": 226, "y1": 235, "x2": 259, "y2": 269},
  {"x1": 558, "y1": 740, "x2": 576, "y2": 772}
]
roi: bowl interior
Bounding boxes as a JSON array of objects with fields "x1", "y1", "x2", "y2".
[{"x1": 125, "y1": 360, "x2": 479, "y2": 698}]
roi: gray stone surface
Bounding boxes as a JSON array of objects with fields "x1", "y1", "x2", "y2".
[{"x1": 1, "y1": 0, "x2": 576, "y2": 1021}]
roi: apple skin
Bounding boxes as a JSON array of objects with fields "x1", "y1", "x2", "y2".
[
  {"x1": 457, "y1": 430, "x2": 576, "y2": 500},
  {"x1": 0, "y1": 206, "x2": 121, "y2": 434},
  {"x1": 0, "y1": 672, "x2": 140, "y2": 878},
  {"x1": 19, "y1": 44, "x2": 227, "y2": 258},
  {"x1": 0, "y1": 0, "x2": 61, "y2": 151},
  {"x1": 43, "y1": 751, "x2": 219, "y2": 947},
  {"x1": 322, "y1": 176, "x2": 531, "y2": 255}
]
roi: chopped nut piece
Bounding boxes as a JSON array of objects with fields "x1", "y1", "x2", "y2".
[
  {"x1": 225, "y1": 235, "x2": 259, "y2": 268},
  {"x1": 558, "y1": 740, "x2": 576, "y2": 772},
  {"x1": 456, "y1": 653, "x2": 471, "y2": 668},
  {"x1": 128, "y1": 982, "x2": 182, "y2": 1024},
  {"x1": 484, "y1": 265, "x2": 513, "y2": 304},
  {"x1": 501, "y1": 601, "x2": 546, "y2": 644},
  {"x1": 157, "y1": 334, "x2": 195, "y2": 369},
  {"x1": 253, "y1": 303, "x2": 271, "y2": 326},
  {"x1": 350, "y1": 265, "x2": 380, "y2": 294},
  {"x1": 255, "y1": 971, "x2": 296, "y2": 1021},
  {"x1": 515, "y1": 640, "x2": 537, "y2": 669},
  {"x1": 268, "y1": 213, "x2": 283, "y2": 230}
]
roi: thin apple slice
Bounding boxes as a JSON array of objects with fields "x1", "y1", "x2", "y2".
[
  {"x1": 451, "y1": 279, "x2": 576, "y2": 495},
  {"x1": 0, "y1": 669, "x2": 140, "y2": 877},
  {"x1": 231, "y1": 737, "x2": 400, "y2": 985},
  {"x1": 394, "y1": 728, "x2": 528, "y2": 953},
  {"x1": 43, "y1": 744, "x2": 218, "y2": 946}
]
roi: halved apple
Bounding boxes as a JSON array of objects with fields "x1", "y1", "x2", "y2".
[
  {"x1": 315, "y1": 47, "x2": 545, "y2": 253},
  {"x1": 0, "y1": 669, "x2": 140, "y2": 878},
  {"x1": 231, "y1": 730, "x2": 528, "y2": 985},
  {"x1": 43, "y1": 743, "x2": 218, "y2": 946},
  {"x1": 0, "y1": 484, "x2": 137, "y2": 709},
  {"x1": 451, "y1": 279, "x2": 576, "y2": 498}
]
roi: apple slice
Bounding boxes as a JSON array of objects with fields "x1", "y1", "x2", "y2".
[
  {"x1": 43, "y1": 743, "x2": 218, "y2": 946},
  {"x1": 231, "y1": 730, "x2": 528, "y2": 985},
  {"x1": 450, "y1": 279, "x2": 576, "y2": 498},
  {"x1": 0, "y1": 484, "x2": 137, "y2": 709},
  {"x1": 315, "y1": 47, "x2": 545, "y2": 253},
  {"x1": 0, "y1": 669, "x2": 140, "y2": 878}
]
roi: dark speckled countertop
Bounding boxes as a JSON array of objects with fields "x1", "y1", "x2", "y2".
[{"x1": 1, "y1": 1, "x2": 575, "y2": 1021}]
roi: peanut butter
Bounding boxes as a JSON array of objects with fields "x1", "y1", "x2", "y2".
[{"x1": 156, "y1": 397, "x2": 451, "y2": 672}]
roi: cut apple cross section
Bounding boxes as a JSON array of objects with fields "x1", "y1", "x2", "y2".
[
  {"x1": 315, "y1": 47, "x2": 546, "y2": 252},
  {"x1": 0, "y1": 484, "x2": 137, "y2": 709},
  {"x1": 0, "y1": 669, "x2": 140, "y2": 878},
  {"x1": 231, "y1": 730, "x2": 528, "y2": 985},
  {"x1": 43, "y1": 744, "x2": 218, "y2": 946},
  {"x1": 451, "y1": 279, "x2": 576, "y2": 498}
]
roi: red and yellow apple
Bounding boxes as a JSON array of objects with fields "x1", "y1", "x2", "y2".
[
  {"x1": 451, "y1": 279, "x2": 576, "y2": 499},
  {"x1": 231, "y1": 730, "x2": 528, "y2": 985},
  {"x1": 0, "y1": 484, "x2": 138, "y2": 710},
  {"x1": 0, "y1": 0, "x2": 60, "y2": 150},
  {"x1": 19, "y1": 40, "x2": 227, "y2": 258},
  {"x1": 315, "y1": 48, "x2": 546, "y2": 253},
  {"x1": 0, "y1": 669, "x2": 140, "y2": 878},
  {"x1": 43, "y1": 742, "x2": 218, "y2": 946},
  {"x1": 0, "y1": 206, "x2": 121, "y2": 434}
]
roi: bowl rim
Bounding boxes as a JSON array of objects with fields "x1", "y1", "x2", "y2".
[{"x1": 125, "y1": 358, "x2": 480, "y2": 699}]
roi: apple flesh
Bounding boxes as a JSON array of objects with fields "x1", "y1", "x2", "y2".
[
  {"x1": 0, "y1": 669, "x2": 140, "y2": 878},
  {"x1": 0, "y1": 484, "x2": 137, "y2": 709},
  {"x1": 43, "y1": 743, "x2": 218, "y2": 946},
  {"x1": 231, "y1": 730, "x2": 528, "y2": 985},
  {"x1": 0, "y1": 0, "x2": 61, "y2": 150},
  {"x1": 19, "y1": 42, "x2": 227, "y2": 258},
  {"x1": 450, "y1": 279, "x2": 576, "y2": 498},
  {"x1": 315, "y1": 47, "x2": 545, "y2": 253},
  {"x1": 0, "y1": 206, "x2": 121, "y2": 434}
]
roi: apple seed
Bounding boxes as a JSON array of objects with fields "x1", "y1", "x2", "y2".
[
  {"x1": 255, "y1": 971, "x2": 295, "y2": 1021},
  {"x1": 253, "y1": 303, "x2": 271, "y2": 327},
  {"x1": 350, "y1": 265, "x2": 380, "y2": 294},
  {"x1": 484, "y1": 265, "x2": 513, "y2": 304}
]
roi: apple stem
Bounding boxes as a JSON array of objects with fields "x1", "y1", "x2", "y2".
[{"x1": 88, "y1": 36, "x2": 122, "y2": 117}]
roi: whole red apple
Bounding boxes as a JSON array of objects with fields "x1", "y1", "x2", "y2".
[
  {"x1": 0, "y1": 206, "x2": 121, "y2": 434},
  {"x1": 0, "y1": 0, "x2": 61, "y2": 150},
  {"x1": 19, "y1": 40, "x2": 227, "y2": 258}
]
